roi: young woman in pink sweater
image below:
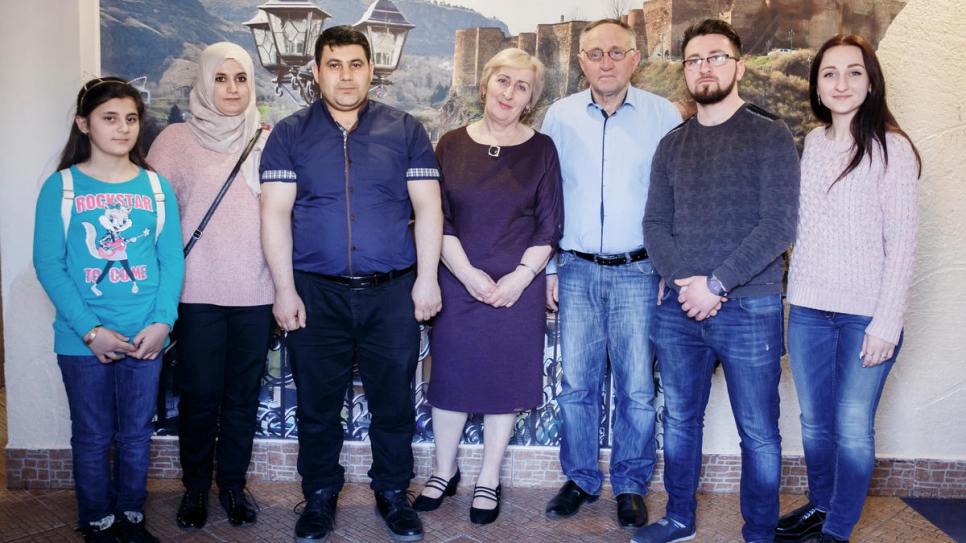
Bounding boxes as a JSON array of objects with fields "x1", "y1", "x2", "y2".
[
  {"x1": 776, "y1": 35, "x2": 921, "y2": 543},
  {"x1": 147, "y1": 42, "x2": 273, "y2": 530}
]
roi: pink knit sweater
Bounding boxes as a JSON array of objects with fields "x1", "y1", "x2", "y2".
[
  {"x1": 148, "y1": 123, "x2": 274, "y2": 307},
  {"x1": 787, "y1": 127, "x2": 918, "y2": 344}
]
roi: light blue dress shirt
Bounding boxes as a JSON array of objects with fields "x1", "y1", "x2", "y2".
[{"x1": 541, "y1": 87, "x2": 681, "y2": 272}]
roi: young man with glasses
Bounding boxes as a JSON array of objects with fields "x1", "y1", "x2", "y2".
[
  {"x1": 541, "y1": 18, "x2": 682, "y2": 529},
  {"x1": 636, "y1": 19, "x2": 800, "y2": 543}
]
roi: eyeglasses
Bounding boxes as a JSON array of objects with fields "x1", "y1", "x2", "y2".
[
  {"x1": 682, "y1": 54, "x2": 737, "y2": 70},
  {"x1": 582, "y1": 49, "x2": 635, "y2": 62}
]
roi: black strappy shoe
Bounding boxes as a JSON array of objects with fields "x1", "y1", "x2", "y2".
[
  {"x1": 469, "y1": 484, "x2": 502, "y2": 525},
  {"x1": 411, "y1": 469, "x2": 461, "y2": 512}
]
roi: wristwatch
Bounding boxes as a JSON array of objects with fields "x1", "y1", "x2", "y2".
[{"x1": 707, "y1": 275, "x2": 728, "y2": 297}]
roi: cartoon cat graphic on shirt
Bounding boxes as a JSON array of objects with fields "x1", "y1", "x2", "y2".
[{"x1": 83, "y1": 203, "x2": 149, "y2": 296}]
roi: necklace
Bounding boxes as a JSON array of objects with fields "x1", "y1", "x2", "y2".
[{"x1": 482, "y1": 123, "x2": 523, "y2": 159}]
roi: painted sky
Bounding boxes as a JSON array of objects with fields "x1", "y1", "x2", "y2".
[{"x1": 441, "y1": 0, "x2": 617, "y2": 35}]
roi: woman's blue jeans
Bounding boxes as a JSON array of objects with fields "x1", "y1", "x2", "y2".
[
  {"x1": 788, "y1": 305, "x2": 901, "y2": 540},
  {"x1": 57, "y1": 353, "x2": 162, "y2": 527}
]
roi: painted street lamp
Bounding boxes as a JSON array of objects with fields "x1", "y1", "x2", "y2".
[
  {"x1": 244, "y1": 0, "x2": 331, "y2": 105},
  {"x1": 353, "y1": 0, "x2": 415, "y2": 95}
]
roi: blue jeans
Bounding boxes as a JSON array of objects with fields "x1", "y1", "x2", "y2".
[
  {"x1": 57, "y1": 353, "x2": 162, "y2": 527},
  {"x1": 787, "y1": 305, "x2": 901, "y2": 540},
  {"x1": 652, "y1": 291, "x2": 783, "y2": 543},
  {"x1": 556, "y1": 251, "x2": 659, "y2": 496}
]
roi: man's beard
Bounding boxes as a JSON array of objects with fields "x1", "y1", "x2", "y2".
[{"x1": 691, "y1": 75, "x2": 736, "y2": 105}]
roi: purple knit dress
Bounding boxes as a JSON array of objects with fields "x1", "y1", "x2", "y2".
[{"x1": 427, "y1": 127, "x2": 563, "y2": 414}]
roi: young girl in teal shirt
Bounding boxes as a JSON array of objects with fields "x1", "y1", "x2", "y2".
[{"x1": 33, "y1": 77, "x2": 184, "y2": 543}]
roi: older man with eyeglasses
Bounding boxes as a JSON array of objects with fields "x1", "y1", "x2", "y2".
[{"x1": 541, "y1": 18, "x2": 682, "y2": 529}]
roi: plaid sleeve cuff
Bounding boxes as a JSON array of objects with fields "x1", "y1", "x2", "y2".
[
  {"x1": 406, "y1": 167, "x2": 440, "y2": 181},
  {"x1": 261, "y1": 169, "x2": 297, "y2": 183}
]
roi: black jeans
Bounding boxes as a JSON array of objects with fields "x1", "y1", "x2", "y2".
[
  {"x1": 288, "y1": 269, "x2": 419, "y2": 498},
  {"x1": 176, "y1": 303, "x2": 274, "y2": 491}
]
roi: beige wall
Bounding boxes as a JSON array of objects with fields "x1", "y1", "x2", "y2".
[
  {"x1": 2, "y1": 0, "x2": 964, "y2": 462},
  {"x1": 1, "y1": 0, "x2": 100, "y2": 448},
  {"x1": 869, "y1": 0, "x2": 966, "y2": 457}
]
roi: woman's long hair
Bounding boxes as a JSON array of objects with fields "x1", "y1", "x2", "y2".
[
  {"x1": 57, "y1": 77, "x2": 151, "y2": 171},
  {"x1": 809, "y1": 35, "x2": 921, "y2": 183}
]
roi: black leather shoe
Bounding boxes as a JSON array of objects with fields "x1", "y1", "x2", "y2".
[
  {"x1": 80, "y1": 516, "x2": 121, "y2": 543},
  {"x1": 296, "y1": 489, "x2": 338, "y2": 542},
  {"x1": 412, "y1": 469, "x2": 460, "y2": 512},
  {"x1": 176, "y1": 489, "x2": 208, "y2": 529},
  {"x1": 375, "y1": 489, "x2": 424, "y2": 541},
  {"x1": 220, "y1": 487, "x2": 257, "y2": 526},
  {"x1": 469, "y1": 484, "x2": 501, "y2": 525},
  {"x1": 616, "y1": 493, "x2": 648, "y2": 528},
  {"x1": 546, "y1": 480, "x2": 599, "y2": 519},
  {"x1": 814, "y1": 534, "x2": 849, "y2": 543},
  {"x1": 776, "y1": 500, "x2": 827, "y2": 542},
  {"x1": 115, "y1": 512, "x2": 159, "y2": 543}
]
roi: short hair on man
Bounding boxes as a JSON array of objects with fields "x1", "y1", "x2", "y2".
[
  {"x1": 314, "y1": 25, "x2": 372, "y2": 66},
  {"x1": 680, "y1": 19, "x2": 742, "y2": 58},
  {"x1": 579, "y1": 18, "x2": 637, "y2": 52},
  {"x1": 478, "y1": 48, "x2": 548, "y2": 109}
]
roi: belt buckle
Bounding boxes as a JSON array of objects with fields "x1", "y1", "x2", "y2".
[
  {"x1": 349, "y1": 276, "x2": 374, "y2": 290},
  {"x1": 595, "y1": 254, "x2": 624, "y2": 266}
]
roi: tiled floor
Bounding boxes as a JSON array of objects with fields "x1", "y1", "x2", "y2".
[{"x1": 0, "y1": 387, "x2": 956, "y2": 543}]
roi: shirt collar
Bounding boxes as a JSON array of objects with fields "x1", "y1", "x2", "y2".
[
  {"x1": 317, "y1": 98, "x2": 371, "y2": 131},
  {"x1": 584, "y1": 86, "x2": 637, "y2": 118}
]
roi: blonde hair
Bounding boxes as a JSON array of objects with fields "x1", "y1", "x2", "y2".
[{"x1": 479, "y1": 48, "x2": 547, "y2": 112}]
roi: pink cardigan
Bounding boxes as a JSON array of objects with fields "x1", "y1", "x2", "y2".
[
  {"x1": 787, "y1": 127, "x2": 918, "y2": 344},
  {"x1": 148, "y1": 123, "x2": 274, "y2": 307}
]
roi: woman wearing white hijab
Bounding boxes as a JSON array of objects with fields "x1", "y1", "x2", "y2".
[{"x1": 148, "y1": 42, "x2": 273, "y2": 530}]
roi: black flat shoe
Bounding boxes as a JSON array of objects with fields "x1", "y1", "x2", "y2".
[
  {"x1": 176, "y1": 489, "x2": 208, "y2": 529},
  {"x1": 220, "y1": 487, "x2": 257, "y2": 526},
  {"x1": 616, "y1": 493, "x2": 648, "y2": 528},
  {"x1": 776, "y1": 499, "x2": 826, "y2": 542},
  {"x1": 412, "y1": 469, "x2": 461, "y2": 512},
  {"x1": 546, "y1": 480, "x2": 598, "y2": 519},
  {"x1": 375, "y1": 489, "x2": 424, "y2": 542},
  {"x1": 469, "y1": 484, "x2": 501, "y2": 525}
]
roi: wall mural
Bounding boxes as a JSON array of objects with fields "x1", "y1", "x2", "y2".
[{"x1": 123, "y1": 0, "x2": 907, "y2": 448}]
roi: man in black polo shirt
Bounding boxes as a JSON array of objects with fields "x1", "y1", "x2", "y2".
[{"x1": 260, "y1": 26, "x2": 442, "y2": 543}]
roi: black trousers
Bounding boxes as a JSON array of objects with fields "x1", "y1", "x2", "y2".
[
  {"x1": 288, "y1": 270, "x2": 419, "y2": 498},
  {"x1": 175, "y1": 303, "x2": 274, "y2": 491}
]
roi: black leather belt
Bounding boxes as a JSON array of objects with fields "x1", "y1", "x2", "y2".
[
  {"x1": 570, "y1": 248, "x2": 648, "y2": 266},
  {"x1": 317, "y1": 265, "x2": 414, "y2": 290}
]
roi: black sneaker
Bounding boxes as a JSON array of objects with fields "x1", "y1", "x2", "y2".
[
  {"x1": 374, "y1": 489, "x2": 423, "y2": 542},
  {"x1": 295, "y1": 489, "x2": 339, "y2": 542},
  {"x1": 80, "y1": 514, "x2": 120, "y2": 543},
  {"x1": 115, "y1": 512, "x2": 159, "y2": 543},
  {"x1": 176, "y1": 488, "x2": 208, "y2": 529},
  {"x1": 220, "y1": 487, "x2": 257, "y2": 526},
  {"x1": 776, "y1": 500, "x2": 826, "y2": 542},
  {"x1": 815, "y1": 534, "x2": 849, "y2": 543}
]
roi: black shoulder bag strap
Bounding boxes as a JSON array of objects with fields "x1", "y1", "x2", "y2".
[{"x1": 183, "y1": 126, "x2": 263, "y2": 257}]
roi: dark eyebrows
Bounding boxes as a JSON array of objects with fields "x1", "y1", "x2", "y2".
[{"x1": 820, "y1": 63, "x2": 866, "y2": 71}]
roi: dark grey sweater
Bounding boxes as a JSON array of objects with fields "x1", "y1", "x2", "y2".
[{"x1": 644, "y1": 103, "x2": 800, "y2": 298}]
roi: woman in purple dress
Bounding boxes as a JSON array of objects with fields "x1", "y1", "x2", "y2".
[{"x1": 412, "y1": 48, "x2": 563, "y2": 525}]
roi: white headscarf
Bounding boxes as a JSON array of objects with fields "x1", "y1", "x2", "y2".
[{"x1": 187, "y1": 42, "x2": 265, "y2": 196}]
